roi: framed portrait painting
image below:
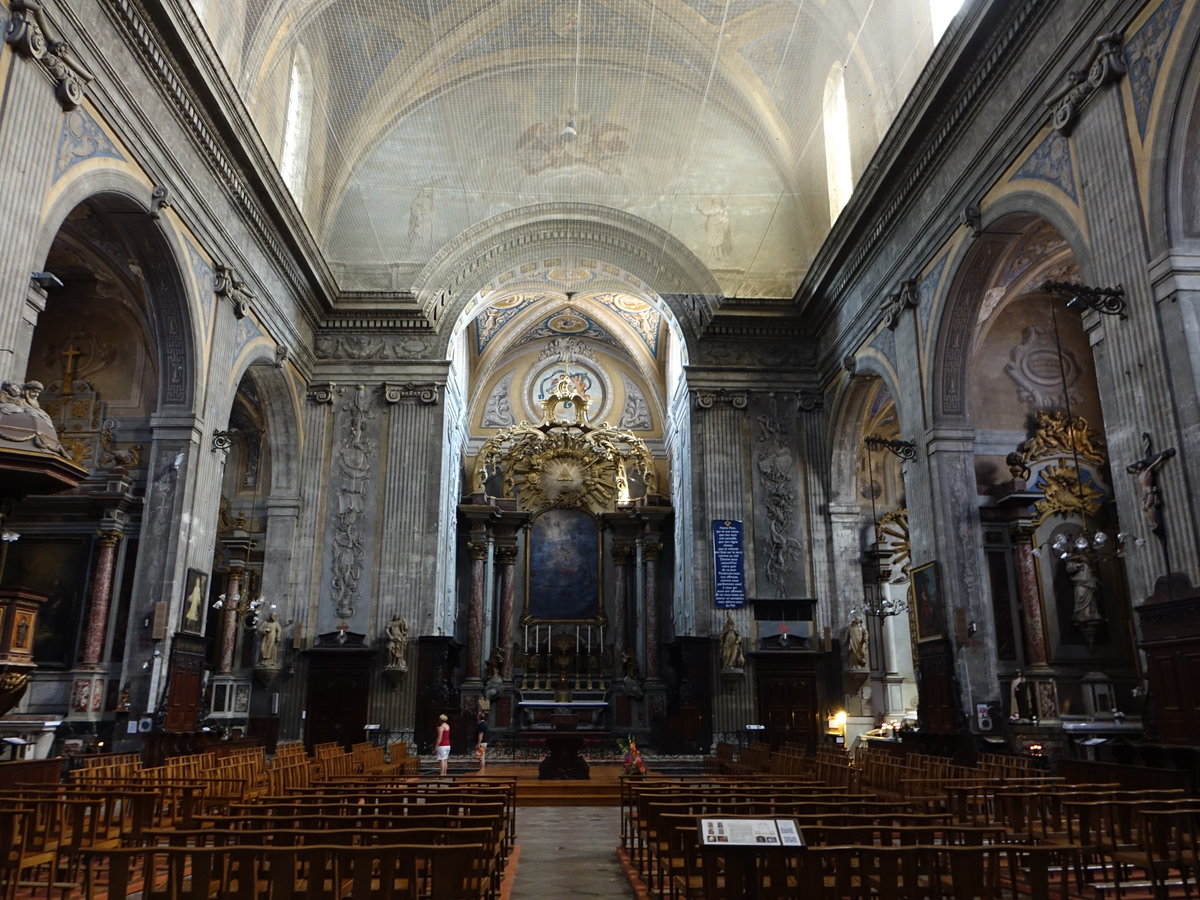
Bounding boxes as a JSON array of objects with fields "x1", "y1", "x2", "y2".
[
  {"x1": 911, "y1": 561, "x2": 945, "y2": 641},
  {"x1": 182, "y1": 569, "x2": 207, "y2": 634}
]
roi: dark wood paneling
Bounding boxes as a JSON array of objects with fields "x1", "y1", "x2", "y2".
[
  {"x1": 303, "y1": 652, "x2": 372, "y2": 751},
  {"x1": 753, "y1": 654, "x2": 819, "y2": 753}
]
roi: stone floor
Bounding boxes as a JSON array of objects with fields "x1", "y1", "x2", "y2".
[{"x1": 510, "y1": 805, "x2": 636, "y2": 898}]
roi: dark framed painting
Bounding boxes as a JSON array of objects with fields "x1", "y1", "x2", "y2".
[
  {"x1": 911, "y1": 561, "x2": 945, "y2": 641},
  {"x1": 525, "y1": 507, "x2": 600, "y2": 621},
  {"x1": 181, "y1": 569, "x2": 207, "y2": 634}
]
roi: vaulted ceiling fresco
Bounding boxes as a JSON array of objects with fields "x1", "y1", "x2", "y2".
[{"x1": 188, "y1": 0, "x2": 956, "y2": 300}]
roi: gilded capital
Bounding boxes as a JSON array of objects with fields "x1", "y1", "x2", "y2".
[{"x1": 95, "y1": 530, "x2": 122, "y2": 549}]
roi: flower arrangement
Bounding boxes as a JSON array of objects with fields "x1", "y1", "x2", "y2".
[{"x1": 619, "y1": 735, "x2": 647, "y2": 778}]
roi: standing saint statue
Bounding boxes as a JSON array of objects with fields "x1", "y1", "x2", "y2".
[
  {"x1": 257, "y1": 612, "x2": 282, "y2": 667},
  {"x1": 719, "y1": 612, "x2": 744, "y2": 670},
  {"x1": 1066, "y1": 558, "x2": 1101, "y2": 625},
  {"x1": 847, "y1": 615, "x2": 869, "y2": 669},
  {"x1": 386, "y1": 614, "x2": 409, "y2": 670}
]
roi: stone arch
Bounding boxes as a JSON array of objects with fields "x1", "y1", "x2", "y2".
[
  {"x1": 36, "y1": 169, "x2": 202, "y2": 415},
  {"x1": 929, "y1": 198, "x2": 1091, "y2": 427},
  {"x1": 225, "y1": 354, "x2": 302, "y2": 498},
  {"x1": 410, "y1": 203, "x2": 724, "y2": 357},
  {"x1": 828, "y1": 360, "x2": 904, "y2": 511}
]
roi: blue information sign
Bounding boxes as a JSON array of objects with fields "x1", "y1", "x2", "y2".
[{"x1": 712, "y1": 520, "x2": 746, "y2": 609}]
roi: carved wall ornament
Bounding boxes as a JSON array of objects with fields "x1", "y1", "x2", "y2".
[
  {"x1": 330, "y1": 385, "x2": 377, "y2": 619},
  {"x1": 881, "y1": 279, "x2": 919, "y2": 330},
  {"x1": 1047, "y1": 32, "x2": 1127, "y2": 136},
  {"x1": 961, "y1": 204, "x2": 983, "y2": 238},
  {"x1": 536, "y1": 335, "x2": 597, "y2": 365},
  {"x1": 213, "y1": 264, "x2": 254, "y2": 319},
  {"x1": 843, "y1": 354, "x2": 858, "y2": 377},
  {"x1": 692, "y1": 388, "x2": 748, "y2": 410},
  {"x1": 382, "y1": 382, "x2": 440, "y2": 405},
  {"x1": 1031, "y1": 461, "x2": 1105, "y2": 526},
  {"x1": 306, "y1": 382, "x2": 336, "y2": 404},
  {"x1": 150, "y1": 185, "x2": 170, "y2": 219},
  {"x1": 6, "y1": 0, "x2": 95, "y2": 110},
  {"x1": 211, "y1": 429, "x2": 234, "y2": 453},
  {"x1": 1012, "y1": 410, "x2": 1107, "y2": 469},
  {"x1": 1004, "y1": 324, "x2": 1084, "y2": 409},
  {"x1": 756, "y1": 412, "x2": 802, "y2": 597},
  {"x1": 314, "y1": 333, "x2": 432, "y2": 360},
  {"x1": 797, "y1": 391, "x2": 823, "y2": 412},
  {"x1": 475, "y1": 374, "x2": 657, "y2": 514},
  {"x1": 482, "y1": 374, "x2": 516, "y2": 427},
  {"x1": 617, "y1": 374, "x2": 652, "y2": 431}
]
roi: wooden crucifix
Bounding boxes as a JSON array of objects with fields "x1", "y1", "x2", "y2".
[{"x1": 1125, "y1": 432, "x2": 1175, "y2": 539}]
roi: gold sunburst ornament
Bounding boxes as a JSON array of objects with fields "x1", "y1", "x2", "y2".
[{"x1": 1032, "y1": 461, "x2": 1104, "y2": 526}]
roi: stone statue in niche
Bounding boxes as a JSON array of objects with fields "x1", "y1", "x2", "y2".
[
  {"x1": 385, "y1": 614, "x2": 409, "y2": 670},
  {"x1": 621, "y1": 650, "x2": 644, "y2": 698},
  {"x1": 719, "y1": 613, "x2": 744, "y2": 671},
  {"x1": 1066, "y1": 558, "x2": 1101, "y2": 626},
  {"x1": 257, "y1": 612, "x2": 282, "y2": 668},
  {"x1": 847, "y1": 615, "x2": 869, "y2": 669}
]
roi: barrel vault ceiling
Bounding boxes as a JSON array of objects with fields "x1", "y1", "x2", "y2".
[{"x1": 187, "y1": 0, "x2": 957, "y2": 305}]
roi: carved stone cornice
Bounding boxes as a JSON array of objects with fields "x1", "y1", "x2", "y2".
[
  {"x1": 1047, "y1": 32, "x2": 1126, "y2": 136},
  {"x1": 382, "y1": 382, "x2": 439, "y2": 405},
  {"x1": 881, "y1": 279, "x2": 919, "y2": 331},
  {"x1": 214, "y1": 264, "x2": 253, "y2": 319},
  {"x1": 306, "y1": 382, "x2": 336, "y2": 404},
  {"x1": 6, "y1": 0, "x2": 95, "y2": 110},
  {"x1": 692, "y1": 388, "x2": 748, "y2": 411}
]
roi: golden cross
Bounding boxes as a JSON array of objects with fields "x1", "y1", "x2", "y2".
[{"x1": 60, "y1": 344, "x2": 83, "y2": 394}]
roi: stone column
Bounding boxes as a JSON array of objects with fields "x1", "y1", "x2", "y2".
[
  {"x1": 1012, "y1": 527, "x2": 1048, "y2": 667},
  {"x1": 465, "y1": 540, "x2": 488, "y2": 682},
  {"x1": 217, "y1": 561, "x2": 244, "y2": 676},
  {"x1": 79, "y1": 530, "x2": 121, "y2": 666},
  {"x1": 611, "y1": 543, "x2": 631, "y2": 661},
  {"x1": 643, "y1": 539, "x2": 662, "y2": 680},
  {"x1": 495, "y1": 544, "x2": 517, "y2": 681}
]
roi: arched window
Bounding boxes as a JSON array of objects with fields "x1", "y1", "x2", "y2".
[
  {"x1": 280, "y1": 49, "x2": 312, "y2": 209},
  {"x1": 824, "y1": 64, "x2": 853, "y2": 223}
]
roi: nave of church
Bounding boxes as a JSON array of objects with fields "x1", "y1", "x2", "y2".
[{"x1": 1, "y1": 0, "x2": 1200, "y2": 893}]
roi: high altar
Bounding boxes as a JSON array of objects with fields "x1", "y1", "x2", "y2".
[{"x1": 457, "y1": 372, "x2": 671, "y2": 772}]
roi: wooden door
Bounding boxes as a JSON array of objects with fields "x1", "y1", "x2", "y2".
[
  {"x1": 163, "y1": 633, "x2": 207, "y2": 732},
  {"x1": 754, "y1": 655, "x2": 819, "y2": 753},
  {"x1": 304, "y1": 651, "x2": 371, "y2": 751}
]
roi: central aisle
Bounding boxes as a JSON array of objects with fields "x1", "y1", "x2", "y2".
[{"x1": 510, "y1": 805, "x2": 637, "y2": 898}]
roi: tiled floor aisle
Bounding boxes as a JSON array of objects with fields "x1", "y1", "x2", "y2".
[{"x1": 510, "y1": 806, "x2": 637, "y2": 898}]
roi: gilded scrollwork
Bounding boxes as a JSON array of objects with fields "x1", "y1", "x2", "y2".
[
  {"x1": 475, "y1": 373, "x2": 657, "y2": 514},
  {"x1": 1031, "y1": 461, "x2": 1105, "y2": 525}
]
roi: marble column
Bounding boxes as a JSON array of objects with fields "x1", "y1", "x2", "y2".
[
  {"x1": 1011, "y1": 527, "x2": 1048, "y2": 667},
  {"x1": 465, "y1": 540, "x2": 488, "y2": 682},
  {"x1": 611, "y1": 543, "x2": 631, "y2": 662},
  {"x1": 643, "y1": 540, "x2": 662, "y2": 680},
  {"x1": 217, "y1": 562, "x2": 244, "y2": 676},
  {"x1": 79, "y1": 530, "x2": 121, "y2": 666},
  {"x1": 495, "y1": 545, "x2": 517, "y2": 681}
]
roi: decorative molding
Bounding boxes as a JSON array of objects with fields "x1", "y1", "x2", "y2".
[
  {"x1": 536, "y1": 335, "x2": 597, "y2": 365},
  {"x1": 382, "y1": 381, "x2": 440, "y2": 405},
  {"x1": 305, "y1": 382, "x2": 336, "y2": 404},
  {"x1": 6, "y1": 0, "x2": 95, "y2": 110},
  {"x1": 797, "y1": 391, "x2": 823, "y2": 412},
  {"x1": 149, "y1": 185, "x2": 170, "y2": 219},
  {"x1": 1047, "y1": 32, "x2": 1126, "y2": 136},
  {"x1": 211, "y1": 429, "x2": 233, "y2": 453},
  {"x1": 692, "y1": 388, "x2": 749, "y2": 411},
  {"x1": 1004, "y1": 323, "x2": 1084, "y2": 408},
  {"x1": 961, "y1": 204, "x2": 983, "y2": 238},
  {"x1": 313, "y1": 332, "x2": 433, "y2": 360},
  {"x1": 213, "y1": 264, "x2": 253, "y2": 319},
  {"x1": 881, "y1": 279, "x2": 919, "y2": 331}
]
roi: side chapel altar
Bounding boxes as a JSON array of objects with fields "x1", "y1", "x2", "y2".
[{"x1": 459, "y1": 369, "x2": 671, "y2": 778}]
